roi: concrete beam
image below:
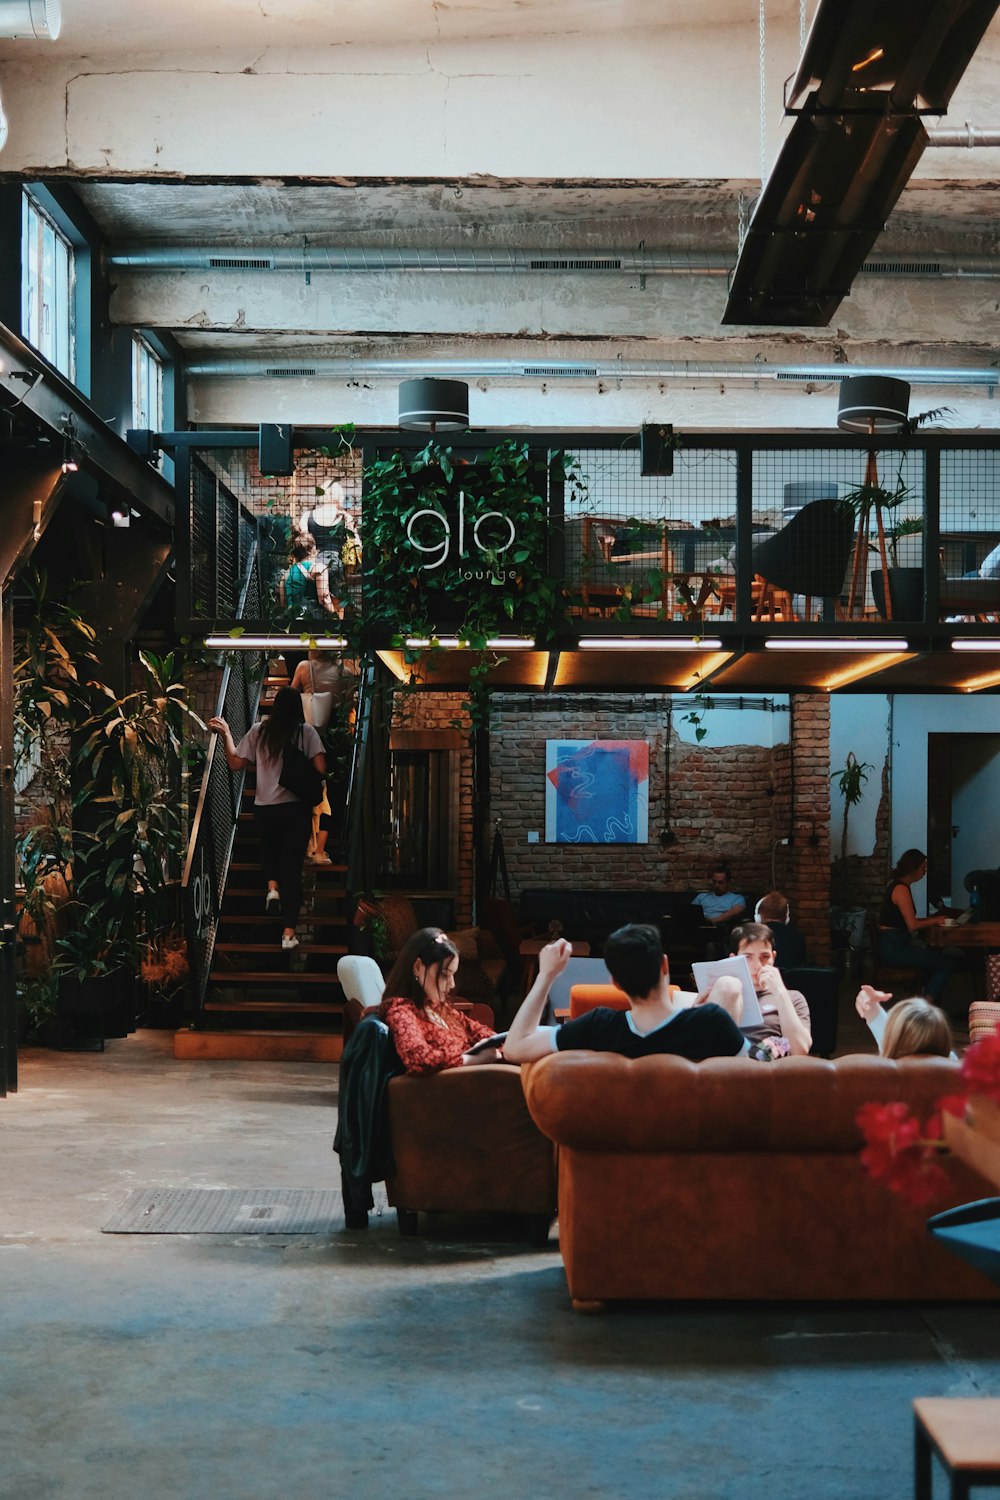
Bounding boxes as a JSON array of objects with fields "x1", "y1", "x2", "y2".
[{"x1": 109, "y1": 264, "x2": 1000, "y2": 346}]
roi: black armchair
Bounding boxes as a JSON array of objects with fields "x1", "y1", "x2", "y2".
[{"x1": 750, "y1": 498, "x2": 855, "y2": 621}]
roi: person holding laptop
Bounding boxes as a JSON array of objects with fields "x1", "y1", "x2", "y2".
[{"x1": 503, "y1": 924, "x2": 748, "y2": 1063}]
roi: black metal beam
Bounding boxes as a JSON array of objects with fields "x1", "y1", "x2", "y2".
[{"x1": 0, "y1": 324, "x2": 175, "y2": 526}]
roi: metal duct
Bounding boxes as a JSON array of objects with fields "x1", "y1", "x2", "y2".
[
  {"x1": 927, "y1": 125, "x2": 1000, "y2": 147},
  {"x1": 184, "y1": 356, "x2": 1000, "y2": 388},
  {"x1": 107, "y1": 246, "x2": 733, "y2": 275},
  {"x1": 107, "y1": 244, "x2": 1000, "y2": 281},
  {"x1": 0, "y1": 0, "x2": 60, "y2": 38}
]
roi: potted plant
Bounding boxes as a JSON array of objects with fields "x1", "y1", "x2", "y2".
[
  {"x1": 829, "y1": 752, "x2": 873, "y2": 957},
  {"x1": 872, "y1": 516, "x2": 925, "y2": 620},
  {"x1": 14, "y1": 571, "x2": 205, "y2": 1045}
]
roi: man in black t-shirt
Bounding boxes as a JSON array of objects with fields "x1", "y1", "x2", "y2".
[{"x1": 503, "y1": 923, "x2": 747, "y2": 1064}]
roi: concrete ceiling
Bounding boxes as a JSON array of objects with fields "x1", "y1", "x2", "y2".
[{"x1": 5, "y1": 0, "x2": 1000, "y2": 428}]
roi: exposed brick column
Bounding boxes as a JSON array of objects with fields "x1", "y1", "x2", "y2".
[{"x1": 788, "y1": 694, "x2": 832, "y2": 964}]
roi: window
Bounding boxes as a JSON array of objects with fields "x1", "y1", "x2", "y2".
[
  {"x1": 132, "y1": 335, "x2": 163, "y2": 433},
  {"x1": 21, "y1": 191, "x2": 75, "y2": 380}
]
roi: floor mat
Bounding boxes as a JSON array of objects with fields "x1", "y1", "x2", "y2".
[{"x1": 101, "y1": 1185, "x2": 390, "y2": 1234}]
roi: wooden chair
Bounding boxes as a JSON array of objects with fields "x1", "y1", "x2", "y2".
[{"x1": 866, "y1": 911, "x2": 932, "y2": 1001}]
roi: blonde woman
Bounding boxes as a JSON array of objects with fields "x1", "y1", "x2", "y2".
[{"x1": 855, "y1": 986, "x2": 955, "y2": 1060}]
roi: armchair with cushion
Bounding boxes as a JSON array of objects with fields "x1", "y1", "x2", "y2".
[
  {"x1": 750, "y1": 498, "x2": 855, "y2": 622},
  {"x1": 385, "y1": 1063, "x2": 556, "y2": 1244}
]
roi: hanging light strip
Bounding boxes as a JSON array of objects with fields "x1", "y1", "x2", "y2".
[
  {"x1": 951, "y1": 639, "x2": 1000, "y2": 652},
  {"x1": 203, "y1": 634, "x2": 348, "y2": 649},
  {"x1": 402, "y1": 636, "x2": 536, "y2": 650},
  {"x1": 577, "y1": 637, "x2": 724, "y2": 651},
  {"x1": 764, "y1": 638, "x2": 909, "y2": 652}
]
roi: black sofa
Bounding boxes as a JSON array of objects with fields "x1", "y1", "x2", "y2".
[{"x1": 518, "y1": 887, "x2": 720, "y2": 963}]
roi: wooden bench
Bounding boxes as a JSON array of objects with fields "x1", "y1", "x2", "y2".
[{"x1": 914, "y1": 1397, "x2": 1000, "y2": 1499}]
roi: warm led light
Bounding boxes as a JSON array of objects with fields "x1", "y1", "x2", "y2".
[
  {"x1": 577, "y1": 637, "x2": 724, "y2": 651},
  {"x1": 851, "y1": 46, "x2": 885, "y2": 72},
  {"x1": 823, "y1": 653, "x2": 912, "y2": 691},
  {"x1": 961, "y1": 669, "x2": 1000, "y2": 692},
  {"x1": 376, "y1": 649, "x2": 409, "y2": 682},
  {"x1": 203, "y1": 634, "x2": 347, "y2": 649},
  {"x1": 951, "y1": 639, "x2": 1000, "y2": 652},
  {"x1": 679, "y1": 652, "x2": 734, "y2": 687},
  {"x1": 764, "y1": 638, "x2": 909, "y2": 652}
]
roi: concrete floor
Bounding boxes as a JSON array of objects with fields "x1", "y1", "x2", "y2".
[{"x1": 3, "y1": 1030, "x2": 1000, "y2": 1500}]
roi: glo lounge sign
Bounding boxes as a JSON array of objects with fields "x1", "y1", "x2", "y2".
[{"x1": 404, "y1": 489, "x2": 519, "y2": 584}]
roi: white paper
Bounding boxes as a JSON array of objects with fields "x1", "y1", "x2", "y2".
[{"x1": 691, "y1": 955, "x2": 764, "y2": 1028}]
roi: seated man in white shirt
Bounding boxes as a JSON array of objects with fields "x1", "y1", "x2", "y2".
[{"x1": 503, "y1": 924, "x2": 748, "y2": 1064}]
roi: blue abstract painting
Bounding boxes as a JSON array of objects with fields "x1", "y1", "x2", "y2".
[{"x1": 545, "y1": 740, "x2": 649, "y2": 844}]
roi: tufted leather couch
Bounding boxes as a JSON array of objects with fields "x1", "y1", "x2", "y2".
[{"x1": 522, "y1": 1051, "x2": 1000, "y2": 1308}]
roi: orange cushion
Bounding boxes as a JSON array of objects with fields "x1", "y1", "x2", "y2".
[
  {"x1": 568, "y1": 983, "x2": 630, "y2": 1018},
  {"x1": 568, "y1": 983, "x2": 680, "y2": 1019}
]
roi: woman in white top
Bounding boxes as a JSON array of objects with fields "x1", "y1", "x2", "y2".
[
  {"x1": 855, "y1": 986, "x2": 955, "y2": 1059},
  {"x1": 209, "y1": 688, "x2": 326, "y2": 950}
]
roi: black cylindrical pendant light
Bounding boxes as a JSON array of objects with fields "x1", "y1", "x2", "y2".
[
  {"x1": 398, "y1": 378, "x2": 469, "y2": 430},
  {"x1": 837, "y1": 375, "x2": 910, "y2": 433}
]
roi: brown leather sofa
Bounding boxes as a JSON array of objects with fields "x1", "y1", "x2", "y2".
[
  {"x1": 385, "y1": 1063, "x2": 556, "y2": 1245},
  {"x1": 522, "y1": 1051, "x2": 1000, "y2": 1308}
]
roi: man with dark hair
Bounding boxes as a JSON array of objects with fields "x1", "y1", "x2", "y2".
[
  {"x1": 503, "y1": 924, "x2": 748, "y2": 1063},
  {"x1": 700, "y1": 921, "x2": 812, "y2": 1056},
  {"x1": 692, "y1": 864, "x2": 746, "y2": 927}
]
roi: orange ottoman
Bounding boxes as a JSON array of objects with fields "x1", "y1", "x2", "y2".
[{"x1": 567, "y1": 982, "x2": 679, "y2": 1019}]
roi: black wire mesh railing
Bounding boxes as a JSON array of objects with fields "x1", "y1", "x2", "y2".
[
  {"x1": 189, "y1": 455, "x2": 250, "y2": 620},
  {"x1": 180, "y1": 537, "x2": 265, "y2": 1008}
]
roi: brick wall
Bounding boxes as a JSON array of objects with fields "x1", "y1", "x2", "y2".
[
  {"x1": 488, "y1": 693, "x2": 795, "y2": 906},
  {"x1": 787, "y1": 695, "x2": 832, "y2": 964},
  {"x1": 220, "y1": 447, "x2": 361, "y2": 527}
]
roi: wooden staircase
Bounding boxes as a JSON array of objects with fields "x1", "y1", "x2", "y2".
[{"x1": 175, "y1": 672, "x2": 352, "y2": 1063}]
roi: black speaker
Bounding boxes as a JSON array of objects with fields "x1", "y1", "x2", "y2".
[
  {"x1": 126, "y1": 428, "x2": 157, "y2": 461},
  {"x1": 259, "y1": 422, "x2": 294, "y2": 476},
  {"x1": 640, "y1": 423, "x2": 674, "y2": 477}
]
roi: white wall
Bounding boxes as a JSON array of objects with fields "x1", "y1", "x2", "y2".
[
  {"x1": 673, "y1": 695, "x2": 790, "y2": 749},
  {"x1": 828, "y1": 696, "x2": 890, "y2": 858},
  {"x1": 949, "y1": 736, "x2": 1000, "y2": 904},
  {"x1": 892, "y1": 696, "x2": 1000, "y2": 870}
]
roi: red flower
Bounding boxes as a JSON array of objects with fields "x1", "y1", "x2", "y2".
[
  {"x1": 937, "y1": 1093, "x2": 968, "y2": 1121},
  {"x1": 960, "y1": 1026, "x2": 1000, "y2": 1105},
  {"x1": 856, "y1": 1102, "x2": 951, "y2": 1208}
]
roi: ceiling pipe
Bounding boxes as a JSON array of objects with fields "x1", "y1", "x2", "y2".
[
  {"x1": 106, "y1": 244, "x2": 1000, "y2": 280},
  {"x1": 926, "y1": 125, "x2": 1000, "y2": 148},
  {"x1": 183, "y1": 356, "x2": 1000, "y2": 388},
  {"x1": 107, "y1": 246, "x2": 734, "y2": 275},
  {"x1": 0, "y1": 0, "x2": 61, "y2": 38}
]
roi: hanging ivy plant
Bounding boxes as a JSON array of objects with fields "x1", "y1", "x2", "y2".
[{"x1": 360, "y1": 438, "x2": 581, "y2": 730}]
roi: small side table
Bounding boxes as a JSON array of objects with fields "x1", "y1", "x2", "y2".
[
  {"x1": 518, "y1": 937, "x2": 590, "y2": 993},
  {"x1": 914, "y1": 1397, "x2": 1000, "y2": 1499}
]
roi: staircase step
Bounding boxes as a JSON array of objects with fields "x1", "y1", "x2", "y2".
[
  {"x1": 208, "y1": 970, "x2": 342, "y2": 987},
  {"x1": 205, "y1": 997, "x2": 343, "y2": 1013},
  {"x1": 216, "y1": 913, "x2": 348, "y2": 929},
  {"x1": 174, "y1": 1029, "x2": 342, "y2": 1063},
  {"x1": 214, "y1": 941, "x2": 347, "y2": 956}
]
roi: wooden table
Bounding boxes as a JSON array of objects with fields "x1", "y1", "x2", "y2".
[{"x1": 926, "y1": 921, "x2": 1000, "y2": 949}]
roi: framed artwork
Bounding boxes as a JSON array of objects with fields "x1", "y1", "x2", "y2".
[{"x1": 545, "y1": 739, "x2": 649, "y2": 844}]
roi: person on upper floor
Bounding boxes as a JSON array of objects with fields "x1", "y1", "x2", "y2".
[
  {"x1": 503, "y1": 923, "x2": 748, "y2": 1064},
  {"x1": 692, "y1": 863, "x2": 746, "y2": 927}
]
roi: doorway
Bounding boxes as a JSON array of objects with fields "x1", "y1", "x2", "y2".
[{"x1": 927, "y1": 733, "x2": 1000, "y2": 908}]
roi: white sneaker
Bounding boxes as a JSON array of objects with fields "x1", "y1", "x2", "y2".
[
  {"x1": 310, "y1": 853, "x2": 333, "y2": 866},
  {"x1": 265, "y1": 890, "x2": 281, "y2": 915},
  {"x1": 281, "y1": 934, "x2": 299, "y2": 951}
]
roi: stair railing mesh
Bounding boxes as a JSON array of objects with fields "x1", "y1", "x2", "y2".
[{"x1": 182, "y1": 471, "x2": 266, "y2": 1012}]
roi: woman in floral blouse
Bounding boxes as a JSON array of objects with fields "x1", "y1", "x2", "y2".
[{"x1": 380, "y1": 927, "x2": 504, "y2": 1075}]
